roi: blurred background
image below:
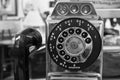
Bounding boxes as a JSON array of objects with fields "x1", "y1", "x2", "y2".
[{"x1": 0, "y1": 0, "x2": 120, "y2": 80}]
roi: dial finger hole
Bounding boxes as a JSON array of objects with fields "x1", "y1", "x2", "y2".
[
  {"x1": 81, "y1": 32, "x2": 88, "y2": 38},
  {"x1": 58, "y1": 37, "x2": 64, "y2": 43},
  {"x1": 57, "y1": 44, "x2": 63, "y2": 50},
  {"x1": 76, "y1": 28, "x2": 81, "y2": 35},
  {"x1": 64, "y1": 55, "x2": 70, "y2": 60},
  {"x1": 71, "y1": 57, "x2": 77, "y2": 62},
  {"x1": 59, "y1": 50, "x2": 66, "y2": 56},
  {"x1": 68, "y1": 28, "x2": 74, "y2": 34},
  {"x1": 62, "y1": 31, "x2": 68, "y2": 37},
  {"x1": 85, "y1": 37, "x2": 91, "y2": 44}
]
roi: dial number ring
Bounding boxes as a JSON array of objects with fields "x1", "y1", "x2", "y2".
[{"x1": 47, "y1": 18, "x2": 102, "y2": 71}]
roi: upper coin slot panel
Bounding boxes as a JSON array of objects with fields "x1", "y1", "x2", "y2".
[{"x1": 51, "y1": 2, "x2": 97, "y2": 18}]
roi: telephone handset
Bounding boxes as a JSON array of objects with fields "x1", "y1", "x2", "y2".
[{"x1": 47, "y1": 18, "x2": 102, "y2": 71}]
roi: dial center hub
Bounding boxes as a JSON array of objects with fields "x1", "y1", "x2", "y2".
[
  {"x1": 70, "y1": 41, "x2": 78, "y2": 49},
  {"x1": 65, "y1": 36, "x2": 85, "y2": 56}
]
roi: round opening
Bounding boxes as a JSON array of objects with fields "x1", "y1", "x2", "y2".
[
  {"x1": 70, "y1": 4, "x2": 79, "y2": 14},
  {"x1": 80, "y1": 4, "x2": 92, "y2": 15}
]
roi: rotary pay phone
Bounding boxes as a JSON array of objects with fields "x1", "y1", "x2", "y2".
[{"x1": 46, "y1": 1, "x2": 104, "y2": 80}]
